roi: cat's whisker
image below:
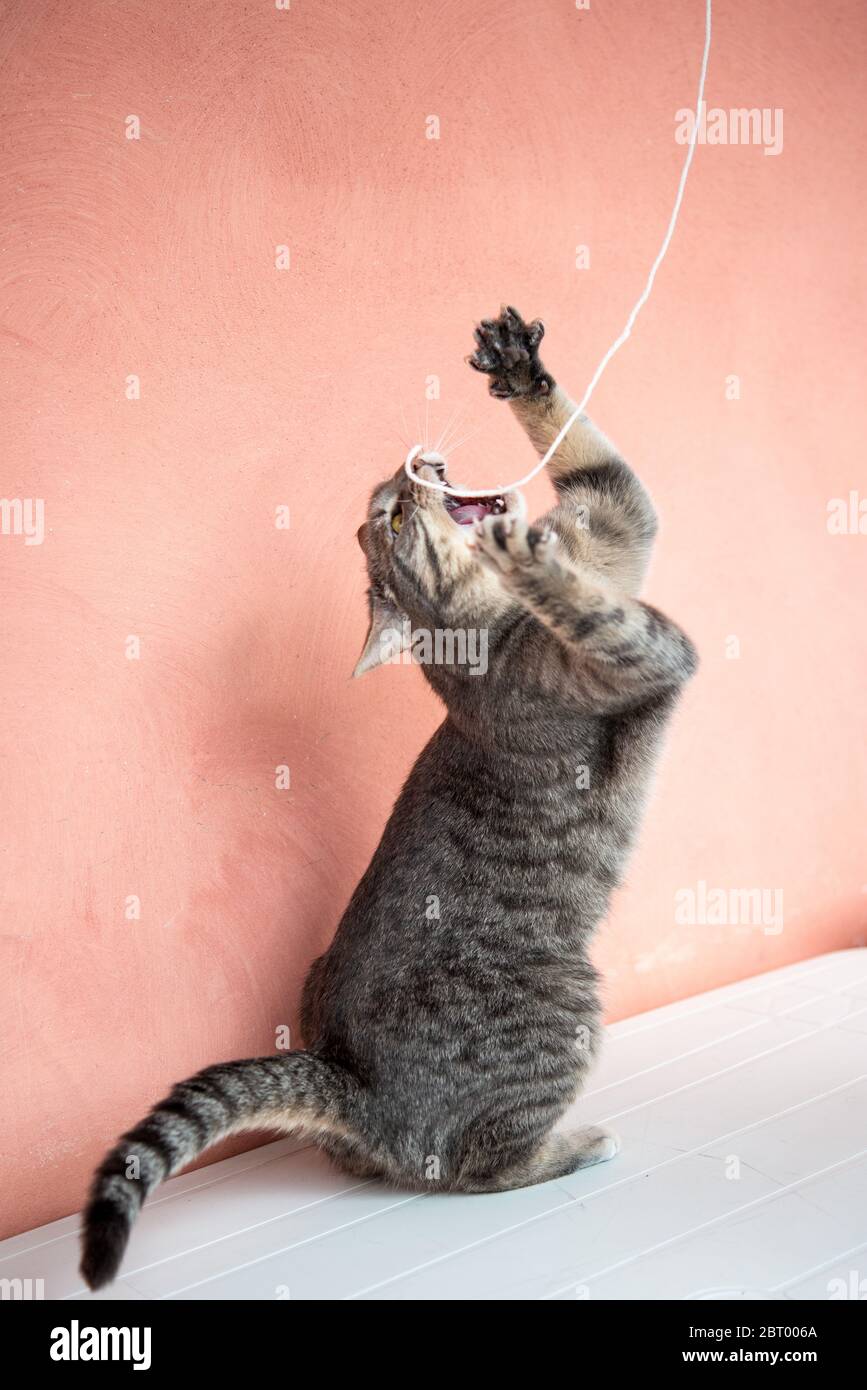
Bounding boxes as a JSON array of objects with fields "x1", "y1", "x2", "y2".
[
  {"x1": 397, "y1": 404, "x2": 418, "y2": 459},
  {"x1": 434, "y1": 401, "x2": 462, "y2": 456},
  {"x1": 392, "y1": 408, "x2": 412, "y2": 453},
  {"x1": 441, "y1": 408, "x2": 483, "y2": 461},
  {"x1": 433, "y1": 405, "x2": 461, "y2": 455},
  {"x1": 442, "y1": 422, "x2": 485, "y2": 458},
  {"x1": 444, "y1": 400, "x2": 477, "y2": 453}
]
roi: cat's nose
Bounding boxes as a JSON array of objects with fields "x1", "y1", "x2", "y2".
[
  {"x1": 410, "y1": 454, "x2": 447, "y2": 491},
  {"x1": 400, "y1": 451, "x2": 448, "y2": 505},
  {"x1": 418, "y1": 451, "x2": 447, "y2": 480}
]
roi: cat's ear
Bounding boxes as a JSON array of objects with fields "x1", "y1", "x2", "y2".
[{"x1": 353, "y1": 596, "x2": 410, "y2": 677}]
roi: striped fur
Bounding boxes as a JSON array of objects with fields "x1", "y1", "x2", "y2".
[
  {"x1": 80, "y1": 1054, "x2": 356, "y2": 1289},
  {"x1": 81, "y1": 307, "x2": 696, "y2": 1288}
]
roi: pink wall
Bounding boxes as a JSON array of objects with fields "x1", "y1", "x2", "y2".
[{"x1": 2, "y1": 0, "x2": 865, "y2": 1238}]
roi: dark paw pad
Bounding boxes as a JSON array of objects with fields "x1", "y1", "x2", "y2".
[{"x1": 467, "y1": 305, "x2": 554, "y2": 399}]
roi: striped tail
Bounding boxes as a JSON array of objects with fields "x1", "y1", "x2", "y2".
[{"x1": 80, "y1": 1051, "x2": 356, "y2": 1290}]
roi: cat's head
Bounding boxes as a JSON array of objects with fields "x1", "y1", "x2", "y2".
[{"x1": 353, "y1": 452, "x2": 516, "y2": 677}]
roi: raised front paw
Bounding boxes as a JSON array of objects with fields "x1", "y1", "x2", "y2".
[
  {"x1": 467, "y1": 305, "x2": 554, "y2": 400},
  {"x1": 469, "y1": 513, "x2": 557, "y2": 576}
]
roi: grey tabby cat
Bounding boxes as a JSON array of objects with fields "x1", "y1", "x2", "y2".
[{"x1": 81, "y1": 307, "x2": 696, "y2": 1289}]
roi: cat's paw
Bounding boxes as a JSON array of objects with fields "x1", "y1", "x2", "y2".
[
  {"x1": 469, "y1": 513, "x2": 557, "y2": 576},
  {"x1": 571, "y1": 1125, "x2": 621, "y2": 1169},
  {"x1": 467, "y1": 305, "x2": 554, "y2": 399}
]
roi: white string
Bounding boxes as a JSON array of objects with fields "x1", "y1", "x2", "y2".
[{"x1": 405, "y1": 0, "x2": 712, "y2": 500}]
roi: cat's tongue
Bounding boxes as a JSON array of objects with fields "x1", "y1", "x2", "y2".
[{"x1": 449, "y1": 503, "x2": 489, "y2": 526}]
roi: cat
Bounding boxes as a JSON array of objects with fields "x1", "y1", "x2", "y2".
[{"x1": 80, "y1": 306, "x2": 697, "y2": 1289}]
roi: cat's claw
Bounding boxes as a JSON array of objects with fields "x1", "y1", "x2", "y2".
[
  {"x1": 471, "y1": 514, "x2": 557, "y2": 575},
  {"x1": 467, "y1": 306, "x2": 554, "y2": 399}
]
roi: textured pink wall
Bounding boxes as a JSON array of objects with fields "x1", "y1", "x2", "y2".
[{"x1": 2, "y1": 0, "x2": 865, "y2": 1238}]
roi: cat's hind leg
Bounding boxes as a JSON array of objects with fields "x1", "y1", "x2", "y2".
[{"x1": 458, "y1": 1125, "x2": 620, "y2": 1194}]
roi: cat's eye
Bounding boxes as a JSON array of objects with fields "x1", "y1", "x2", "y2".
[{"x1": 391, "y1": 508, "x2": 403, "y2": 534}]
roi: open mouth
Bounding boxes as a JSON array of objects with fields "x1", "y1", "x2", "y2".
[
  {"x1": 409, "y1": 454, "x2": 507, "y2": 527},
  {"x1": 444, "y1": 494, "x2": 507, "y2": 527}
]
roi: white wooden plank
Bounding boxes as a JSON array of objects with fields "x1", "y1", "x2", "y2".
[
  {"x1": 355, "y1": 1068, "x2": 867, "y2": 1298},
  {"x1": 164, "y1": 1184, "x2": 574, "y2": 1301},
  {"x1": 0, "y1": 948, "x2": 862, "y2": 1302},
  {"x1": 571, "y1": 1154, "x2": 867, "y2": 1301}
]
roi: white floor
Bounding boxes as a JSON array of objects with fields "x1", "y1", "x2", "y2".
[{"x1": 3, "y1": 948, "x2": 866, "y2": 1301}]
